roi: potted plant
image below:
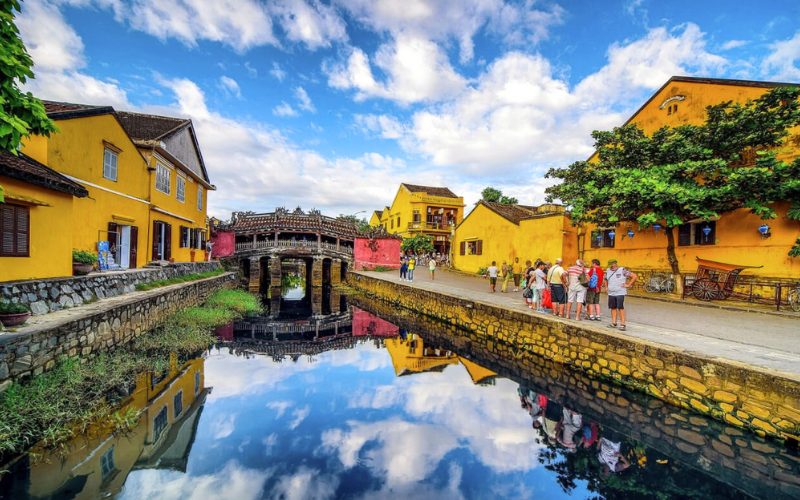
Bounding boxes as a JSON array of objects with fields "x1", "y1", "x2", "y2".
[
  {"x1": 72, "y1": 249, "x2": 96, "y2": 276},
  {"x1": 0, "y1": 302, "x2": 31, "y2": 327}
]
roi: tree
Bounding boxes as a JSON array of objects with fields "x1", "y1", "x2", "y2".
[
  {"x1": 337, "y1": 214, "x2": 371, "y2": 233},
  {"x1": 545, "y1": 86, "x2": 800, "y2": 289},
  {"x1": 481, "y1": 186, "x2": 518, "y2": 205},
  {"x1": 401, "y1": 234, "x2": 434, "y2": 254}
]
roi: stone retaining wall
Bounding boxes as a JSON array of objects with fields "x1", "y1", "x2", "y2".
[
  {"x1": 0, "y1": 262, "x2": 221, "y2": 315},
  {"x1": 347, "y1": 272, "x2": 800, "y2": 442},
  {"x1": 349, "y1": 294, "x2": 800, "y2": 499},
  {"x1": 0, "y1": 272, "x2": 236, "y2": 388}
]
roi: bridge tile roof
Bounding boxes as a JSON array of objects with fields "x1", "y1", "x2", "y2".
[{"x1": 231, "y1": 211, "x2": 360, "y2": 238}]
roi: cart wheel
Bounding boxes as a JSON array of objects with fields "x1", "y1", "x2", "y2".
[
  {"x1": 789, "y1": 288, "x2": 800, "y2": 312},
  {"x1": 692, "y1": 278, "x2": 721, "y2": 301},
  {"x1": 645, "y1": 283, "x2": 659, "y2": 293}
]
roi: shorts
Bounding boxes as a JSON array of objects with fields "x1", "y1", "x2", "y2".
[
  {"x1": 568, "y1": 286, "x2": 587, "y2": 304},
  {"x1": 608, "y1": 295, "x2": 626, "y2": 309},
  {"x1": 586, "y1": 289, "x2": 601, "y2": 304},
  {"x1": 489, "y1": 277, "x2": 497, "y2": 285},
  {"x1": 513, "y1": 274, "x2": 521, "y2": 287},
  {"x1": 550, "y1": 284, "x2": 566, "y2": 304}
]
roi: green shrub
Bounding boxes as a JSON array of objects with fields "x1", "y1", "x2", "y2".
[
  {"x1": 204, "y1": 289, "x2": 262, "y2": 315},
  {"x1": 72, "y1": 249, "x2": 96, "y2": 265},
  {"x1": 0, "y1": 302, "x2": 29, "y2": 314}
]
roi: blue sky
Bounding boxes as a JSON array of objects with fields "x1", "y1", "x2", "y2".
[{"x1": 17, "y1": 0, "x2": 800, "y2": 218}]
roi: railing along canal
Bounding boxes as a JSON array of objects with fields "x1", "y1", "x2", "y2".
[{"x1": 235, "y1": 239, "x2": 353, "y2": 254}]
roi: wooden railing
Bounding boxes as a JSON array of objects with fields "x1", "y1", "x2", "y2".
[{"x1": 235, "y1": 239, "x2": 353, "y2": 254}]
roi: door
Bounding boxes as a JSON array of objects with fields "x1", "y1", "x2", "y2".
[
  {"x1": 107, "y1": 222, "x2": 118, "y2": 263},
  {"x1": 119, "y1": 226, "x2": 131, "y2": 269},
  {"x1": 129, "y1": 226, "x2": 138, "y2": 268}
]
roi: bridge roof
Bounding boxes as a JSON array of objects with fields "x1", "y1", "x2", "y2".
[{"x1": 230, "y1": 209, "x2": 360, "y2": 238}]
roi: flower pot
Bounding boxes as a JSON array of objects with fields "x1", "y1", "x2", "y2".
[
  {"x1": 0, "y1": 312, "x2": 31, "y2": 327},
  {"x1": 73, "y1": 263, "x2": 93, "y2": 276}
]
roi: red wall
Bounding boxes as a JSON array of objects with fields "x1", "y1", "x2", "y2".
[
  {"x1": 352, "y1": 307, "x2": 399, "y2": 337},
  {"x1": 211, "y1": 231, "x2": 235, "y2": 258},
  {"x1": 354, "y1": 237, "x2": 401, "y2": 270}
]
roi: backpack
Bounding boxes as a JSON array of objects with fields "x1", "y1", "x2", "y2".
[{"x1": 588, "y1": 269, "x2": 599, "y2": 289}]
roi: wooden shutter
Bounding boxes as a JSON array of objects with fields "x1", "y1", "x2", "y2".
[
  {"x1": 200, "y1": 231, "x2": 206, "y2": 251},
  {"x1": 129, "y1": 226, "x2": 138, "y2": 268},
  {"x1": 179, "y1": 226, "x2": 187, "y2": 248},
  {"x1": 164, "y1": 223, "x2": 172, "y2": 259},
  {"x1": 1, "y1": 204, "x2": 29, "y2": 257},
  {"x1": 152, "y1": 221, "x2": 161, "y2": 260},
  {"x1": 476, "y1": 240, "x2": 483, "y2": 256},
  {"x1": 459, "y1": 241, "x2": 465, "y2": 256},
  {"x1": 678, "y1": 224, "x2": 691, "y2": 246}
]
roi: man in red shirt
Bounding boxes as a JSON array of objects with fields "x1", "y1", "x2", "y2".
[{"x1": 586, "y1": 258, "x2": 604, "y2": 320}]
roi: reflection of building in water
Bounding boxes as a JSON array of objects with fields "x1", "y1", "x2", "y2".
[
  {"x1": 351, "y1": 306, "x2": 400, "y2": 337},
  {"x1": 10, "y1": 357, "x2": 207, "y2": 499},
  {"x1": 384, "y1": 334, "x2": 496, "y2": 385}
]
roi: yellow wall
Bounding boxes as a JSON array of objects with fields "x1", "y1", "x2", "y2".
[
  {"x1": 0, "y1": 176, "x2": 76, "y2": 281},
  {"x1": 374, "y1": 185, "x2": 464, "y2": 238},
  {"x1": 452, "y1": 203, "x2": 577, "y2": 273}
]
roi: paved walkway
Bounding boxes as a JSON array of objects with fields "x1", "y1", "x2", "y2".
[{"x1": 357, "y1": 269, "x2": 800, "y2": 377}]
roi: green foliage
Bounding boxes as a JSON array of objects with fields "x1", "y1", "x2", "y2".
[
  {"x1": 0, "y1": 0, "x2": 56, "y2": 153},
  {"x1": 0, "y1": 300, "x2": 28, "y2": 314},
  {"x1": 203, "y1": 289, "x2": 263, "y2": 316},
  {"x1": 481, "y1": 186, "x2": 518, "y2": 204},
  {"x1": 545, "y1": 86, "x2": 800, "y2": 262},
  {"x1": 372, "y1": 265, "x2": 391, "y2": 272},
  {"x1": 477, "y1": 266, "x2": 488, "y2": 276},
  {"x1": 135, "y1": 269, "x2": 224, "y2": 291},
  {"x1": 790, "y1": 237, "x2": 800, "y2": 258},
  {"x1": 71, "y1": 249, "x2": 97, "y2": 265},
  {"x1": 401, "y1": 234, "x2": 434, "y2": 254},
  {"x1": 337, "y1": 214, "x2": 371, "y2": 233}
]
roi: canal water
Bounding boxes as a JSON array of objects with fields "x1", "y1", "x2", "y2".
[{"x1": 1, "y1": 284, "x2": 798, "y2": 499}]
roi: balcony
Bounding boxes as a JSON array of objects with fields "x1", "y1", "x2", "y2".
[{"x1": 407, "y1": 222, "x2": 452, "y2": 232}]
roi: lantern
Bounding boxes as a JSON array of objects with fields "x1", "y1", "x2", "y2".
[
  {"x1": 758, "y1": 224, "x2": 770, "y2": 238},
  {"x1": 627, "y1": 229, "x2": 635, "y2": 238},
  {"x1": 652, "y1": 223, "x2": 662, "y2": 233},
  {"x1": 608, "y1": 230, "x2": 616, "y2": 240}
]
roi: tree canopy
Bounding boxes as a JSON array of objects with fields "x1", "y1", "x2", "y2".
[
  {"x1": 337, "y1": 214, "x2": 371, "y2": 233},
  {"x1": 545, "y1": 86, "x2": 800, "y2": 267},
  {"x1": 481, "y1": 186, "x2": 518, "y2": 205},
  {"x1": 0, "y1": 0, "x2": 55, "y2": 155},
  {"x1": 401, "y1": 234, "x2": 434, "y2": 254}
]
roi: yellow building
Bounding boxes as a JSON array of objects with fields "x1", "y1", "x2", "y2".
[
  {"x1": 0, "y1": 151, "x2": 88, "y2": 281},
  {"x1": 23, "y1": 357, "x2": 207, "y2": 498},
  {"x1": 452, "y1": 201, "x2": 577, "y2": 274},
  {"x1": 372, "y1": 184, "x2": 465, "y2": 255},
  {"x1": 20, "y1": 101, "x2": 214, "y2": 273},
  {"x1": 581, "y1": 76, "x2": 800, "y2": 280}
]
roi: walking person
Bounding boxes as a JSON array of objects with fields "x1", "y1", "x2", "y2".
[
  {"x1": 586, "y1": 259, "x2": 604, "y2": 320},
  {"x1": 400, "y1": 256, "x2": 408, "y2": 281},
  {"x1": 604, "y1": 259, "x2": 638, "y2": 331},
  {"x1": 407, "y1": 255, "x2": 416, "y2": 282},
  {"x1": 547, "y1": 258, "x2": 568, "y2": 317},
  {"x1": 566, "y1": 259, "x2": 588, "y2": 320},
  {"x1": 428, "y1": 257, "x2": 436, "y2": 280},
  {"x1": 501, "y1": 261, "x2": 511, "y2": 293},
  {"x1": 487, "y1": 261, "x2": 499, "y2": 293},
  {"x1": 512, "y1": 257, "x2": 523, "y2": 292}
]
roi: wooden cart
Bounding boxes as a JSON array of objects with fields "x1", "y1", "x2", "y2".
[{"x1": 690, "y1": 257, "x2": 763, "y2": 301}]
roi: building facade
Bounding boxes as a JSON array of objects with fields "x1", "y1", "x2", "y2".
[
  {"x1": 372, "y1": 183, "x2": 465, "y2": 255},
  {"x1": 580, "y1": 76, "x2": 800, "y2": 280},
  {"x1": 452, "y1": 201, "x2": 577, "y2": 274}
]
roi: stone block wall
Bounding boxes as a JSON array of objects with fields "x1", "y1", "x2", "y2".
[
  {"x1": 0, "y1": 262, "x2": 221, "y2": 315},
  {"x1": 347, "y1": 272, "x2": 800, "y2": 442},
  {"x1": 0, "y1": 272, "x2": 236, "y2": 387}
]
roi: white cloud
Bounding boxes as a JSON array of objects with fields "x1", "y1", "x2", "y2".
[
  {"x1": 273, "y1": 102, "x2": 299, "y2": 117},
  {"x1": 269, "y1": 467, "x2": 340, "y2": 500},
  {"x1": 219, "y1": 75, "x2": 242, "y2": 98},
  {"x1": 326, "y1": 34, "x2": 466, "y2": 104},
  {"x1": 270, "y1": 0, "x2": 347, "y2": 49},
  {"x1": 270, "y1": 62, "x2": 288, "y2": 81},
  {"x1": 294, "y1": 87, "x2": 316, "y2": 112},
  {"x1": 288, "y1": 405, "x2": 310, "y2": 429},
  {"x1": 761, "y1": 31, "x2": 800, "y2": 81},
  {"x1": 211, "y1": 413, "x2": 236, "y2": 439},
  {"x1": 721, "y1": 39, "x2": 748, "y2": 50},
  {"x1": 266, "y1": 400, "x2": 293, "y2": 418},
  {"x1": 355, "y1": 114, "x2": 407, "y2": 140}
]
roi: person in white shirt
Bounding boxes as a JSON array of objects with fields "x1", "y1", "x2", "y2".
[{"x1": 487, "y1": 261, "x2": 499, "y2": 293}]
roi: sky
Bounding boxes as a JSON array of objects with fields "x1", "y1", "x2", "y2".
[{"x1": 16, "y1": 0, "x2": 800, "y2": 219}]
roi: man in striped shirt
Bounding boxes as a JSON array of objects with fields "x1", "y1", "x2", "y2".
[{"x1": 566, "y1": 259, "x2": 588, "y2": 320}]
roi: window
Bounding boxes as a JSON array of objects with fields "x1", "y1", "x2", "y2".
[
  {"x1": 1, "y1": 204, "x2": 29, "y2": 257},
  {"x1": 464, "y1": 240, "x2": 482, "y2": 255},
  {"x1": 174, "y1": 390, "x2": 183, "y2": 418},
  {"x1": 590, "y1": 229, "x2": 615, "y2": 248},
  {"x1": 412, "y1": 210, "x2": 421, "y2": 223},
  {"x1": 177, "y1": 176, "x2": 186, "y2": 202},
  {"x1": 103, "y1": 148, "x2": 118, "y2": 181},
  {"x1": 197, "y1": 185, "x2": 203, "y2": 211},
  {"x1": 153, "y1": 406, "x2": 168, "y2": 442},
  {"x1": 397, "y1": 216, "x2": 400, "y2": 227},
  {"x1": 101, "y1": 447, "x2": 116, "y2": 481},
  {"x1": 156, "y1": 162, "x2": 170, "y2": 194},
  {"x1": 678, "y1": 221, "x2": 716, "y2": 246},
  {"x1": 179, "y1": 226, "x2": 191, "y2": 248},
  {"x1": 390, "y1": 218, "x2": 394, "y2": 229},
  {"x1": 195, "y1": 371, "x2": 201, "y2": 395}
]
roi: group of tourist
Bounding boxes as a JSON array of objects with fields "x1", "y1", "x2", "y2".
[
  {"x1": 487, "y1": 257, "x2": 638, "y2": 331},
  {"x1": 399, "y1": 253, "x2": 439, "y2": 282}
]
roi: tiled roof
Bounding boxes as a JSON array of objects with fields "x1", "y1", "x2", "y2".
[
  {"x1": 480, "y1": 201, "x2": 537, "y2": 224},
  {"x1": 0, "y1": 151, "x2": 88, "y2": 197},
  {"x1": 373, "y1": 210, "x2": 383, "y2": 219},
  {"x1": 230, "y1": 210, "x2": 360, "y2": 238},
  {"x1": 116, "y1": 111, "x2": 190, "y2": 141},
  {"x1": 42, "y1": 100, "x2": 114, "y2": 118},
  {"x1": 401, "y1": 183, "x2": 459, "y2": 198}
]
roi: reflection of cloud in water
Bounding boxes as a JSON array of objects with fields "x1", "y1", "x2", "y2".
[
  {"x1": 266, "y1": 400, "x2": 293, "y2": 418},
  {"x1": 347, "y1": 363, "x2": 541, "y2": 473},
  {"x1": 119, "y1": 460, "x2": 271, "y2": 500},
  {"x1": 288, "y1": 405, "x2": 310, "y2": 430},
  {"x1": 204, "y1": 349, "x2": 317, "y2": 399},
  {"x1": 328, "y1": 346, "x2": 392, "y2": 371},
  {"x1": 212, "y1": 414, "x2": 236, "y2": 439},
  {"x1": 269, "y1": 466, "x2": 340, "y2": 500},
  {"x1": 321, "y1": 418, "x2": 459, "y2": 488}
]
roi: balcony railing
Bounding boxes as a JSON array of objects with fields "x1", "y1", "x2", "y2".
[
  {"x1": 235, "y1": 239, "x2": 353, "y2": 254},
  {"x1": 407, "y1": 222, "x2": 452, "y2": 231}
]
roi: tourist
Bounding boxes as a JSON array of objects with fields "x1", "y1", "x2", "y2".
[
  {"x1": 566, "y1": 259, "x2": 588, "y2": 320},
  {"x1": 400, "y1": 256, "x2": 408, "y2": 281},
  {"x1": 512, "y1": 257, "x2": 523, "y2": 292},
  {"x1": 586, "y1": 259, "x2": 604, "y2": 320},
  {"x1": 533, "y1": 261, "x2": 547, "y2": 313},
  {"x1": 598, "y1": 436, "x2": 631, "y2": 474},
  {"x1": 547, "y1": 258, "x2": 567, "y2": 317},
  {"x1": 487, "y1": 261, "x2": 499, "y2": 292},
  {"x1": 604, "y1": 259, "x2": 638, "y2": 331},
  {"x1": 522, "y1": 260, "x2": 534, "y2": 306},
  {"x1": 407, "y1": 255, "x2": 416, "y2": 282},
  {"x1": 556, "y1": 407, "x2": 583, "y2": 451},
  {"x1": 428, "y1": 257, "x2": 436, "y2": 280},
  {"x1": 501, "y1": 261, "x2": 510, "y2": 293}
]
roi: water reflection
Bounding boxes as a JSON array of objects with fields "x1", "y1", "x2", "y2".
[{"x1": 2, "y1": 297, "x2": 798, "y2": 499}]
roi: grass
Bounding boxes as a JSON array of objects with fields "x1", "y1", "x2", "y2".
[
  {"x1": 0, "y1": 288, "x2": 261, "y2": 458},
  {"x1": 134, "y1": 269, "x2": 225, "y2": 291}
]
